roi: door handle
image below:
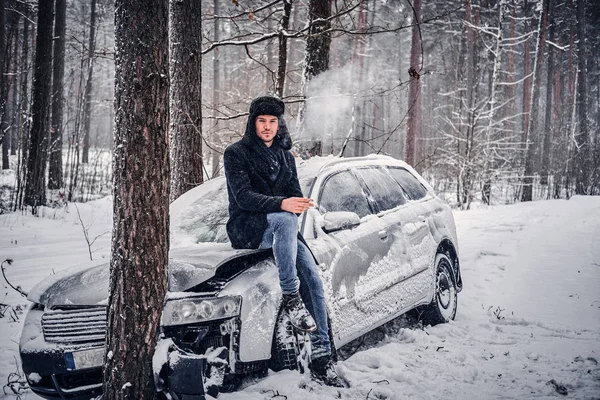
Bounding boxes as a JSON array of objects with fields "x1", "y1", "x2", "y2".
[{"x1": 378, "y1": 230, "x2": 388, "y2": 241}]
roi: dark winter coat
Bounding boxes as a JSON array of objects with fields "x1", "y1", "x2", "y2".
[{"x1": 224, "y1": 116, "x2": 302, "y2": 249}]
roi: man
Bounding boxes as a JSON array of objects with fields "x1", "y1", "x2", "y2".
[{"x1": 223, "y1": 96, "x2": 343, "y2": 387}]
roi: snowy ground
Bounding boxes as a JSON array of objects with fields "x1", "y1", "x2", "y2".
[{"x1": 1, "y1": 196, "x2": 599, "y2": 399}]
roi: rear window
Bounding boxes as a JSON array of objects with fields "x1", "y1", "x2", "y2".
[{"x1": 386, "y1": 167, "x2": 429, "y2": 200}]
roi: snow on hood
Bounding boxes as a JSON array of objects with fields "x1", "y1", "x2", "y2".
[{"x1": 26, "y1": 243, "x2": 261, "y2": 308}]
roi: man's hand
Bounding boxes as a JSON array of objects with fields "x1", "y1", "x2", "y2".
[{"x1": 281, "y1": 197, "x2": 314, "y2": 214}]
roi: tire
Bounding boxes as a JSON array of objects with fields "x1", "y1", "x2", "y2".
[
  {"x1": 269, "y1": 310, "x2": 311, "y2": 373},
  {"x1": 421, "y1": 252, "x2": 458, "y2": 326}
]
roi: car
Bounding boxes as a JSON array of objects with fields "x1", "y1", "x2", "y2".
[{"x1": 19, "y1": 154, "x2": 462, "y2": 400}]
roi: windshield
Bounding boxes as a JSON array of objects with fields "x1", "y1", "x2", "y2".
[
  {"x1": 170, "y1": 174, "x2": 314, "y2": 247},
  {"x1": 170, "y1": 179, "x2": 230, "y2": 246}
]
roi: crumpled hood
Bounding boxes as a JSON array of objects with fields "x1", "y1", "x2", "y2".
[{"x1": 27, "y1": 243, "x2": 263, "y2": 308}]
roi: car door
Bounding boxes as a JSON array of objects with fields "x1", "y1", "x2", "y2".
[
  {"x1": 352, "y1": 167, "x2": 433, "y2": 318},
  {"x1": 385, "y1": 166, "x2": 441, "y2": 283},
  {"x1": 306, "y1": 169, "x2": 394, "y2": 346}
]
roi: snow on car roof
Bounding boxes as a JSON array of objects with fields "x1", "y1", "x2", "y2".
[
  {"x1": 296, "y1": 154, "x2": 434, "y2": 193},
  {"x1": 295, "y1": 154, "x2": 404, "y2": 178}
]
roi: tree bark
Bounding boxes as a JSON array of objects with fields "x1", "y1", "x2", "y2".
[
  {"x1": 9, "y1": 13, "x2": 20, "y2": 157},
  {"x1": 25, "y1": 0, "x2": 55, "y2": 210},
  {"x1": 405, "y1": 0, "x2": 422, "y2": 166},
  {"x1": 0, "y1": 0, "x2": 7, "y2": 169},
  {"x1": 304, "y1": 0, "x2": 331, "y2": 80},
  {"x1": 103, "y1": 0, "x2": 169, "y2": 398},
  {"x1": 210, "y1": 0, "x2": 221, "y2": 178},
  {"x1": 15, "y1": 14, "x2": 31, "y2": 210},
  {"x1": 521, "y1": 0, "x2": 547, "y2": 202},
  {"x1": 541, "y1": 0, "x2": 555, "y2": 183},
  {"x1": 49, "y1": 0, "x2": 67, "y2": 189},
  {"x1": 169, "y1": 0, "x2": 203, "y2": 202},
  {"x1": 275, "y1": 0, "x2": 292, "y2": 98},
  {"x1": 297, "y1": 0, "x2": 331, "y2": 155},
  {"x1": 574, "y1": 0, "x2": 589, "y2": 194},
  {"x1": 82, "y1": 0, "x2": 97, "y2": 164}
]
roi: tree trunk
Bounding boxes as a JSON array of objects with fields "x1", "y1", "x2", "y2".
[
  {"x1": 169, "y1": 0, "x2": 203, "y2": 202},
  {"x1": 49, "y1": 0, "x2": 67, "y2": 189},
  {"x1": 541, "y1": 0, "x2": 555, "y2": 183},
  {"x1": 82, "y1": 0, "x2": 97, "y2": 164},
  {"x1": 351, "y1": 1, "x2": 368, "y2": 157},
  {"x1": 521, "y1": 0, "x2": 547, "y2": 202},
  {"x1": 103, "y1": 0, "x2": 169, "y2": 398},
  {"x1": 574, "y1": 0, "x2": 589, "y2": 194},
  {"x1": 210, "y1": 0, "x2": 221, "y2": 178},
  {"x1": 25, "y1": 0, "x2": 55, "y2": 210},
  {"x1": 0, "y1": 0, "x2": 7, "y2": 169},
  {"x1": 405, "y1": 0, "x2": 422, "y2": 166},
  {"x1": 15, "y1": 14, "x2": 31, "y2": 210},
  {"x1": 275, "y1": 0, "x2": 292, "y2": 98},
  {"x1": 10, "y1": 14, "x2": 19, "y2": 157},
  {"x1": 298, "y1": 0, "x2": 332, "y2": 155}
]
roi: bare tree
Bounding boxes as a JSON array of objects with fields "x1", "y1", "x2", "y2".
[
  {"x1": 405, "y1": 0, "x2": 422, "y2": 166},
  {"x1": 169, "y1": 0, "x2": 203, "y2": 202},
  {"x1": 49, "y1": 0, "x2": 67, "y2": 189},
  {"x1": 574, "y1": 0, "x2": 589, "y2": 194},
  {"x1": 540, "y1": 0, "x2": 555, "y2": 184},
  {"x1": 0, "y1": 0, "x2": 7, "y2": 169},
  {"x1": 25, "y1": 0, "x2": 55, "y2": 210},
  {"x1": 210, "y1": 0, "x2": 222, "y2": 178},
  {"x1": 103, "y1": 0, "x2": 169, "y2": 398},
  {"x1": 82, "y1": 0, "x2": 97, "y2": 164},
  {"x1": 297, "y1": 0, "x2": 332, "y2": 155},
  {"x1": 275, "y1": 0, "x2": 293, "y2": 97},
  {"x1": 522, "y1": 0, "x2": 549, "y2": 202}
]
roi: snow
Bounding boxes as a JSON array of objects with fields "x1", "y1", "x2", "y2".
[{"x1": 1, "y1": 195, "x2": 599, "y2": 399}]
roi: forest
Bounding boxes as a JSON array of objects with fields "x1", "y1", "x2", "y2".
[
  {"x1": 0, "y1": 1, "x2": 599, "y2": 399},
  {"x1": 0, "y1": 0, "x2": 599, "y2": 209}
]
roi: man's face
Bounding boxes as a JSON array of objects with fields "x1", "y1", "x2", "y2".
[{"x1": 255, "y1": 115, "x2": 279, "y2": 147}]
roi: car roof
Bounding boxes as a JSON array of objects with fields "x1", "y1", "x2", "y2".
[
  {"x1": 296, "y1": 154, "x2": 434, "y2": 194},
  {"x1": 296, "y1": 154, "x2": 407, "y2": 177}
]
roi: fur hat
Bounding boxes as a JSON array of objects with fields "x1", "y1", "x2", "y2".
[{"x1": 248, "y1": 96, "x2": 285, "y2": 119}]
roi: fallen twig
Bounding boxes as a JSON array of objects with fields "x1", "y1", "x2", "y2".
[{"x1": 1, "y1": 259, "x2": 27, "y2": 297}]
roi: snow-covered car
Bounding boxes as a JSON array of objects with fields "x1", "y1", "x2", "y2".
[{"x1": 19, "y1": 155, "x2": 462, "y2": 400}]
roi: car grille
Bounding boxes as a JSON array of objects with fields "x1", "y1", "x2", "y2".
[{"x1": 42, "y1": 307, "x2": 107, "y2": 345}]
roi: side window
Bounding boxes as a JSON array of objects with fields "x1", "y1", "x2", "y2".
[
  {"x1": 355, "y1": 167, "x2": 407, "y2": 212},
  {"x1": 387, "y1": 167, "x2": 429, "y2": 200},
  {"x1": 319, "y1": 171, "x2": 372, "y2": 218}
]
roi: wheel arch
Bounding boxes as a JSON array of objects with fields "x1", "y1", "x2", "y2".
[{"x1": 436, "y1": 239, "x2": 463, "y2": 292}]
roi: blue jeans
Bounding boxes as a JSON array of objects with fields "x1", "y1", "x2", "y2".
[{"x1": 260, "y1": 212, "x2": 332, "y2": 358}]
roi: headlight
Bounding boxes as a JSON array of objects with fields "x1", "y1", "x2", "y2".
[{"x1": 161, "y1": 296, "x2": 242, "y2": 326}]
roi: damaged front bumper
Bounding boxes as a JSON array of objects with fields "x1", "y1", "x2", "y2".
[{"x1": 154, "y1": 340, "x2": 230, "y2": 400}]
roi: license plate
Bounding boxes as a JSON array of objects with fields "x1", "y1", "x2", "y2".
[{"x1": 65, "y1": 347, "x2": 105, "y2": 370}]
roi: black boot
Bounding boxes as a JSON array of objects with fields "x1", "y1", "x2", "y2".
[
  {"x1": 282, "y1": 291, "x2": 317, "y2": 333},
  {"x1": 310, "y1": 355, "x2": 345, "y2": 388}
]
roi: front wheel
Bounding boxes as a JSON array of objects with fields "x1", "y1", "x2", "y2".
[
  {"x1": 269, "y1": 310, "x2": 311, "y2": 373},
  {"x1": 421, "y1": 253, "x2": 458, "y2": 326}
]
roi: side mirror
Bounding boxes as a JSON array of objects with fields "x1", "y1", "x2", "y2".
[{"x1": 321, "y1": 211, "x2": 361, "y2": 234}]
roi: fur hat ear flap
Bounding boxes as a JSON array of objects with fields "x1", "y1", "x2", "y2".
[
  {"x1": 249, "y1": 96, "x2": 285, "y2": 118},
  {"x1": 277, "y1": 117, "x2": 293, "y2": 150}
]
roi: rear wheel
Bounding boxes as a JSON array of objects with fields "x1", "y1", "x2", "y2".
[{"x1": 421, "y1": 253, "x2": 457, "y2": 326}]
